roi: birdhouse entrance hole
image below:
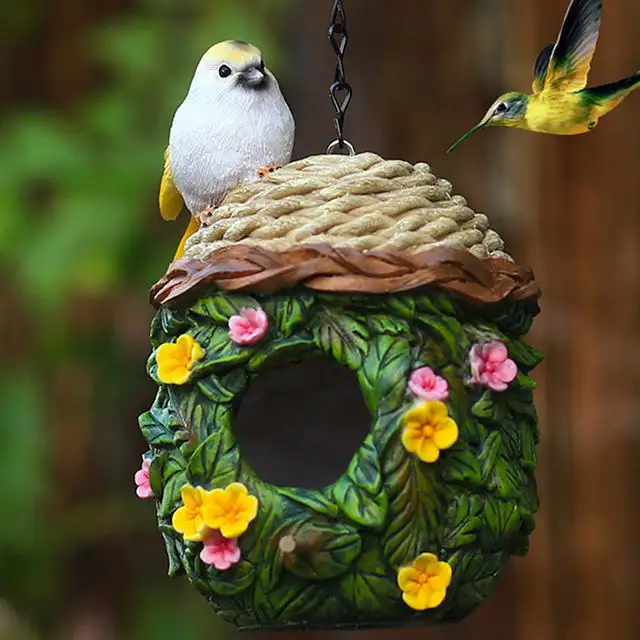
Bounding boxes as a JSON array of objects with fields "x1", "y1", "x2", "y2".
[{"x1": 232, "y1": 357, "x2": 371, "y2": 489}]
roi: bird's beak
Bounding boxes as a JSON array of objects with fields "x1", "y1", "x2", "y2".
[
  {"x1": 446, "y1": 114, "x2": 492, "y2": 153},
  {"x1": 241, "y1": 65, "x2": 266, "y2": 87}
]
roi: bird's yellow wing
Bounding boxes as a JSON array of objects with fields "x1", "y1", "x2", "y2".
[
  {"x1": 159, "y1": 147, "x2": 184, "y2": 221},
  {"x1": 542, "y1": 0, "x2": 603, "y2": 93},
  {"x1": 532, "y1": 44, "x2": 554, "y2": 94}
]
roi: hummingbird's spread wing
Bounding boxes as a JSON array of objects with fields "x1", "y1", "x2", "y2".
[
  {"x1": 543, "y1": 0, "x2": 603, "y2": 93},
  {"x1": 159, "y1": 147, "x2": 185, "y2": 221},
  {"x1": 532, "y1": 44, "x2": 554, "y2": 94}
]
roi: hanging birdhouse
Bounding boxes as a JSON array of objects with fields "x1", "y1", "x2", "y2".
[{"x1": 138, "y1": 152, "x2": 542, "y2": 630}]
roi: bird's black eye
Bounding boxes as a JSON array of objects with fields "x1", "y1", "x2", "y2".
[
  {"x1": 258, "y1": 60, "x2": 265, "y2": 72},
  {"x1": 218, "y1": 64, "x2": 232, "y2": 78},
  {"x1": 495, "y1": 102, "x2": 508, "y2": 114}
]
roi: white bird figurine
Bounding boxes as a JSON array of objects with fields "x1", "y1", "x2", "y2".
[{"x1": 159, "y1": 40, "x2": 295, "y2": 261}]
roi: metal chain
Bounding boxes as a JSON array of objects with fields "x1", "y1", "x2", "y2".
[{"x1": 327, "y1": 0, "x2": 355, "y2": 155}]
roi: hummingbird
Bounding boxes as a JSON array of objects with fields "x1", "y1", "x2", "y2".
[{"x1": 447, "y1": 0, "x2": 639, "y2": 152}]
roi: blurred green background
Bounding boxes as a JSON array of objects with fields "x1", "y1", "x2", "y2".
[
  {"x1": 1, "y1": 0, "x2": 639, "y2": 639},
  {"x1": 0, "y1": 1, "x2": 289, "y2": 638}
]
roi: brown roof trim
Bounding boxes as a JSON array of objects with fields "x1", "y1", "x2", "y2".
[{"x1": 150, "y1": 243, "x2": 540, "y2": 308}]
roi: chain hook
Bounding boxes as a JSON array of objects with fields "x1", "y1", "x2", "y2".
[{"x1": 326, "y1": 0, "x2": 355, "y2": 156}]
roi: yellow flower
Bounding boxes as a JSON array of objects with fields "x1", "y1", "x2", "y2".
[
  {"x1": 397, "y1": 553, "x2": 452, "y2": 610},
  {"x1": 203, "y1": 483, "x2": 258, "y2": 539},
  {"x1": 401, "y1": 401, "x2": 458, "y2": 463},
  {"x1": 156, "y1": 334, "x2": 205, "y2": 385},
  {"x1": 172, "y1": 485, "x2": 209, "y2": 542}
]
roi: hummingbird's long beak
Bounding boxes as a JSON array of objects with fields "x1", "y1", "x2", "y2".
[{"x1": 446, "y1": 116, "x2": 491, "y2": 153}]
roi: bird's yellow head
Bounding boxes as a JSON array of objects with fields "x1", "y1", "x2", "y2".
[
  {"x1": 447, "y1": 92, "x2": 529, "y2": 153},
  {"x1": 194, "y1": 40, "x2": 269, "y2": 90}
]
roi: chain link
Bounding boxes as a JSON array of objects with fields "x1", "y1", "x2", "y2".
[{"x1": 327, "y1": 0, "x2": 355, "y2": 155}]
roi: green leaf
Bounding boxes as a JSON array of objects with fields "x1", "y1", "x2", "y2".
[
  {"x1": 367, "y1": 314, "x2": 411, "y2": 336},
  {"x1": 150, "y1": 451, "x2": 188, "y2": 518},
  {"x1": 138, "y1": 406, "x2": 182, "y2": 448},
  {"x1": 196, "y1": 376, "x2": 236, "y2": 403},
  {"x1": 279, "y1": 519, "x2": 362, "y2": 580},
  {"x1": 449, "y1": 549, "x2": 506, "y2": 614},
  {"x1": 314, "y1": 309, "x2": 369, "y2": 370},
  {"x1": 202, "y1": 560, "x2": 256, "y2": 596},
  {"x1": 520, "y1": 423, "x2": 538, "y2": 468},
  {"x1": 442, "y1": 494, "x2": 483, "y2": 550},
  {"x1": 415, "y1": 293, "x2": 457, "y2": 316},
  {"x1": 358, "y1": 335, "x2": 411, "y2": 416},
  {"x1": 341, "y1": 543, "x2": 400, "y2": 617},
  {"x1": 514, "y1": 371, "x2": 537, "y2": 390},
  {"x1": 279, "y1": 488, "x2": 339, "y2": 518},
  {"x1": 161, "y1": 532, "x2": 185, "y2": 577},
  {"x1": 489, "y1": 455, "x2": 526, "y2": 500},
  {"x1": 478, "y1": 431, "x2": 502, "y2": 481},
  {"x1": 247, "y1": 335, "x2": 315, "y2": 372},
  {"x1": 271, "y1": 294, "x2": 314, "y2": 337},
  {"x1": 439, "y1": 448, "x2": 484, "y2": 488},
  {"x1": 333, "y1": 475, "x2": 387, "y2": 529},
  {"x1": 347, "y1": 435, "x2": 382, "y2": 494},
  {"x1": 381, "y1": 435, "x2": 442, "y2": 567},
  {"x1": 190, "y1": 294, "x2": 259, "y2": 325},
  {"x1": 481, "y1": 498, "x2": 521, "y2": 548},
  {"x1": 386, "y1": 296, "x2": 416, "y2": 320},
  {"x1": 416, "y1": 314, "x2": 466, "y2": 360},
  {"x1": 471, "y1": 390, "x2": 508, "y2": 423},
  {"x1": 187, "y1": 428, "x2": 241, "y2": 488},
  {"x1": 191, "y1": 325, "x2": 253, "y2": 372},
  {"x1": 505, "y1": 338, "x2": 543, "y2": 370}
]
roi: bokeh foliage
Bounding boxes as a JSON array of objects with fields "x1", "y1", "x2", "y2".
[{"x1": 0, "y1": 0, "x2": 288, "y2": 637}]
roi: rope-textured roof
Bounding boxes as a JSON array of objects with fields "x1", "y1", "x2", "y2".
[{"x1": 183, "y1": 152, "x2": 511, "y2": 261}]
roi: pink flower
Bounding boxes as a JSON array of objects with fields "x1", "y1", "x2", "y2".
[
  {"x1": 200, "y1": 531, "x2": 241, "y2": 570},
  {"x1": 469, "y1": 340, "x2": 518, "y2": 392},
  {"x1": 408, "y1": 367, "x2": 449, "y2": 401},
  {"x1": 134, "y1": 458, "x2": 153, "y2": 499},
  {"x1": 228, "y1": 308, "x2": 269, "y2": 345}
]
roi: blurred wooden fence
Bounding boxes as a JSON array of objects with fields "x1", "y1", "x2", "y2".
[{"x1": 285, "y1": 1, "x2": 640, "y2": 639}]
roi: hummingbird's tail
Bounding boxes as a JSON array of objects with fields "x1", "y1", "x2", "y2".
[{"x1": 583, "y1": 71, "x2": 640, "y2": 117}]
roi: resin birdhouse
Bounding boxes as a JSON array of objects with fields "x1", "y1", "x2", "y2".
[{"x1": 138, "y1": 153, "x2": 542, "y2": 630}]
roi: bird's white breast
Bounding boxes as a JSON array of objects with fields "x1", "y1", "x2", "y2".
[{"x1": 168, "y1": 77, "x2": 295, "y2": 214}]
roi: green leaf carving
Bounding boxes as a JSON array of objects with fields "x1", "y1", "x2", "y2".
[
  {"x1": 190, "y1": 294, "x2": 259, "y2": 325},
  {"x1": 202, "y1": 560, "x2": 256, "y2": 596},
  {"x1": 386, "y1": 296, "x2": 416, "y2": 321},
  {"x1": 247, "y1": 336, "x2": 315, "y2": 372},
  {"x1": 341, "y1": 542, "x2": 400, "y2": 617},
  {"x1": 333, "y1": 475, "x2": 388, "y2": 529},
  {"x1": 279, "y1": 488, "x2": 339, "y2": 518},
  {"x1": 187, "y1": 428, "x2": 241, "y2": 488},
  {"x1": 278, "y1": 519, "x2": 362, "y2": 580},
  {"x1": 161, "y1": 532, "x2": 185, "y2": 577},
  {"x1": 359, "y1": 335, "x2": 411, "y2": 416},
  {"x1": 442, "y1": 494, "x2": 483, "y2": 550},
  {"x1": 449, "y1": 549, "x2": 507, "y2": 614},
  {"x1": 191, "y1": 326, "x2": 253, "y2": 372},
  {"x1": 439, "y1": 448, "x2": 484, "y2": 488},
  {"x1": 347, "y1": 435, "x2": 382, "y2": 494},
  {"x1": 478, "y1": 431, "x2": 502, "y2": 481},
  {"x1": 150, "y1": 451, "x2": 188, "y2": 518},
  {"x1": 489, "y1": 455, "x2": 526, "y2": 500},
  {"x1": 481, "y1": 498, "x2": 521, "y2": 548},
  {"x1": 381, "y1": 434, "x2": 442, "y2": 567},
  {"x1": 505, "y1": 338, "x2": 543, "y2": 370},
  {"x1": 138, "y1": 406, "x2": 182, "y2": 448},
  {"x1": 271, "y1": 294, "x2": 314, "y2": 337},
  {"x1": 314, "y1": 309, "x2": 369, "y2": 370},
  {"x1": 416, "y1": 314, "x2": 467, "y2": 360},
  {"x1": 367, "y1": 314, "x2": 411, "y2": 336}
]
